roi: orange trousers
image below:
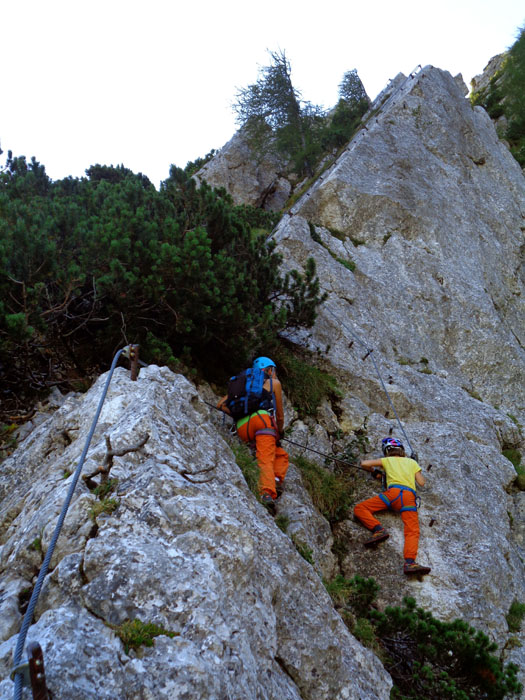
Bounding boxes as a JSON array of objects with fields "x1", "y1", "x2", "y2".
[
  {"x1": 237, "y1": 412, "x2": 289, "y2": 499},
  {"x1": 354, "y1": 487, "x2": 420, "y2": 560}
]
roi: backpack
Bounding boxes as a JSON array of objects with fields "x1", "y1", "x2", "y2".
[{"x1": 226, "y1": 366, "x2": 272, "y2": 420}]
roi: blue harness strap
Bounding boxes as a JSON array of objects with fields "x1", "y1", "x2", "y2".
[
  {"x1": 255, "y1": 428, "x2": 278, "y2": 437},
  {"x1": 379, "y1": 484, "x2": 418, "y2": 512}
]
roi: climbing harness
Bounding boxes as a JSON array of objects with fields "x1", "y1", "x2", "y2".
[
  {"x1": 378, "y1": 484, "x2": 420, "y2": 512},
  {"x1": 11, "y1": 346, "x2": 137, "y2": 700}
]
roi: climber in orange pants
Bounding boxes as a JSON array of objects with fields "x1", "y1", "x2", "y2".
[
  {"x1": 217, "y1": 357, "x2": 289, "y2": 512},
  {"x1": 354, "y1": 437, "x2": 430, "y2": 576},
  {"x1": 236, "y1": 410, "x2": 289, "y2": 499},
  {"x1": 353, "y1": 488, "x2": 420, "y2": 560}
]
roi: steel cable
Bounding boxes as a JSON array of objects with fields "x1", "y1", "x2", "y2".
[
  {"x1": 12, "y1": 348, "x2": 125, "y2": 700},
  {"x1": 323, "y1": 306, "x2": 414, "y2": 456}
]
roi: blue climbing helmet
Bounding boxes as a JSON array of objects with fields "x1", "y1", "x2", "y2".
[
  {"x1": 382, "y1": 437, "x2": 404, "y2": 455},
  {"x1": 253, "y1": 357, "x2": 276, "y2": 371}
]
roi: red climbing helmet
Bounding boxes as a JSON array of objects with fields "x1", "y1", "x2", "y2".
[{"x1": 382, "y1": 437, "x2": 404, "y2": 455}]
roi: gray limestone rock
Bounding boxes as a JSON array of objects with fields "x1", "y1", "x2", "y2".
[
  {"x1": 0, "y1": 366, "x2": 390, "y2": 699},
  {"x1": 266, "y1": 64, "x2": 525, "y2": 690},
  {"x1": 195, "y1": 130, "x2": 291, "y2": 211}
]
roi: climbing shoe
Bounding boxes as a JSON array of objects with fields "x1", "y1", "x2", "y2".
[
  {"x1": 403, "y1": 562, "x2": 431, "y2": 576},
  {"x1": 275, "y1": 479, "x2": 285, "y2": 498},
  {"x1": 261, "y1": 493, "x2": 276, "y2": 515},
  {"x1": 364, "y1": 528, "x2": 389, "y2": 547}
]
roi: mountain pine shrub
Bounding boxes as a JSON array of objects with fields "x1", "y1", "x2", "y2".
[
  {"x1": 326, "y1": 575, "x2": 522, "y2": 699},
  {"x1": 0, "y1": 155, "x2": 324, "y2": 411},
  {"x1": 470, "y1": 25, "x2": 525, "y2": 167}
]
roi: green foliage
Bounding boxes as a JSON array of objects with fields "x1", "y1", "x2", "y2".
[
  {"x1": 325, "y1": 576, "x2": 522, "y2": 699},
  {"x1": 111, "y1": 618, "x2": 177, "y2": 654},
  {"x1": 89, "y1": 497, "x2": 119, "y2": 520},
  {"x1": 324, "y1": 574, "x2": 379, "y2": 616},
  {"x1": 275, "y1": 514, "x2": 290, "y2": 532},
  {"x1": 93, "y1": 478, "x2": 118, "y2": 500},
  {"x1": 232, "y1": 51, "x2": 367, "y2": 177},
  {"x1": 291, "y1": 536, "x2": 314, "y2": 564},
  {"x1": 0, "y1": 423, "x2": 18, "y2": 460},
  {"x1": 352, "y1": 617, "x2": 377, "y2": 647},
  {"x1": 372, "y1": 597, "x2": 522, "y2": 699},
  {"x1": 293, "y1": 454, "x2": 355, "y2": 523},
  {"x1": 335, "y1": 256, "x2": 356, "y2": 272},
  {"x1": 506, "y1": 600, "x2": 525, "y2": 633},
  {"x1": 502, "y1": 449, "x2": 525, "y2": 489},
  {"x1": 501, "y1": 27, "x2": 525, "y2": 165},
  {"x1": 230, "y1": 441, "x2": 259, "y2": 495},
  {"x1": 338, "y1": 69, "x2": 368, "y2": 105},
  {"x1": 272, "y1": 345, "x2": 336, "y2": 418},
  {"x1": 183, "y1": 149, "x2": 218, "y2": 176},
  {"x1": 233, "y1": 49, "x2": 320, "y2": 176},
  {"x1": 0, "y1": 155, "x2": 325, "y2": 407},
  {"x1": 316, "y1": 69, "x2": 370, "y2": 153},
  {"x1": 470, "y1": 27, "x2": 525, "y2": 166},
  {"x1": 30, "y1": 537, "x2": 42, "y2": 552},
  {"x1": 502, "y1": 448, "x2": 523, "y2": 471}
]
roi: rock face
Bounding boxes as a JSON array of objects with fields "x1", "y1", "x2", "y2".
[
  {"x1": 471, "y1": 53, "x2": 506, "y2": 94},
  {"x1": 0, "y1": 367, "x2": 390, "y2": 699},
  {"x1": 284, "y1": 66, "x2": 524, "y2": 418},
  {"x1": 1, "y1": 64, "x2": 525, "y2": 698},
  {"x1": 270, "y1": 65, "x2": 525, "y2": 687},
  {"x1": 194, "y1": 130, "x2": 292, "y2": 211}
]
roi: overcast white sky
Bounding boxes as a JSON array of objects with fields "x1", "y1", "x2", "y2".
[{"x1": 2, "y1": 0, "x2": 524, "y2": 188}]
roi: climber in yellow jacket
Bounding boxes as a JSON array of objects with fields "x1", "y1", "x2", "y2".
[{"x1": 354, "y1": 437, "x2": 430, "y2": 576}]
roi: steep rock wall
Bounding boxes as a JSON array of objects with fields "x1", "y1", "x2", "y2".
[{"x1": 271, "y1": 66, "x2": 525, "y2": 685}]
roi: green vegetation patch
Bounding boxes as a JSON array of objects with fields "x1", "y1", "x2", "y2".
[
  {"x1": 291, "y1": 536, "x2": 314, "y2": 565},
  {"x1": 0, "y1": 155, "x2": 324, "y2": 411},
  {"x1": 293, "y1": 455, "x2": 355, "y2": 523},
  {"x1": 470, "y1": 26, "x2": 525, "y2": 167},
  {"x1": 111, "y1": 618, "x2": 177, "y2": 654},
  {"x1": 89, "y1": 497, "x2": 119, "y2": 521},
  {"x1": 0, "y1": 423, "x2": 18, "y2": 461},
  {"x1": 506, "y1": 600, "x2": 525, "y2": 633},
  {"x1": 324, "y1": 574, "x2": 379, "y2": 617},
  {"x1": 93, "y1": 478, "x2": 118, "y2": 500},
  {"x1": 503, "y1": 448, "x2": 522, "y2": 471},
  {"x1": 503, "y1": 449, "x2": 525, "y2": 489},
  {"x1": 335, "y1": 256, "x2": 356, "y2": 272},
  {"x1": 275, "y1": 514, "x2": 290, "y2": 533},
  {"x1": 324, "y1": 573, "x2": 522, "y2": 699},
  {"x1": 273, "y1": 346, "x2": 339, "y2": 419},
  {"x1": 230, "y1": 441, "x2": 259, "y2": 496},
  {"x1": 233, "y1": 51, "x2": 368, "y2": 180}
]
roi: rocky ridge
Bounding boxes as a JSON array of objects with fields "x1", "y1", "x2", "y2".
[{"x1": 0, "y1": 366, "x2": 390, "y2": 699}]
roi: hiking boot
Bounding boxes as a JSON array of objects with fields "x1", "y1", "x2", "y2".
[
  {"x1": 403, "y1": 562, "x2": 431, "y2": 576},
  {"x1": 275, "y1": 479, "x2": 285, "y2": 498},
  {"x1": 261, "y1": 493, "x2": 276, "y2": 515},
  {"x1": 364, "y1": 528, "x2": 389, "y2": 547}
]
